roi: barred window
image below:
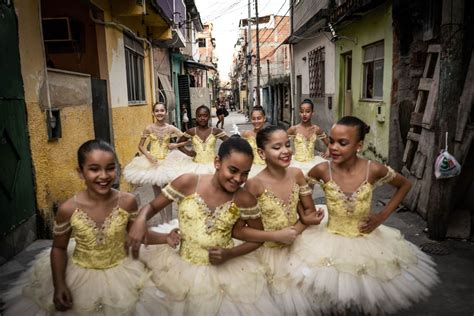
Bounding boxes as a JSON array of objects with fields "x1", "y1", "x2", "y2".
[
  {"x1": 362, "y1": 41, "x2": 384, "y2": 99},
  {"x1": 124, "y1": 33, "x2": 145, "y2": 104},
  {"x1": 308, "y1": 47, "x2": 325, "y2": 98}
]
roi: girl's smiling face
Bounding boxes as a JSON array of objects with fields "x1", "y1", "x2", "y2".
[
  {"x1": 251, "y1": 110, "x2": 266, "y2": 130},
  {"x1": 215, "y1": 151, "x2": 253, "y2": 192},
  {"x1": 259, "y1": 130, "x2": 292, "y2": 168},
  {"x1": 153, "y1": 103, "x2": 167, "y2": 122},
  {"x1": 78, "y1": 149, "x2": 117, "y2": 195}
]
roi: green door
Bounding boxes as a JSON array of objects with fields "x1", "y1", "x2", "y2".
[{"x1": 0, "y1": 1, "x2": 36, "y2": 236}]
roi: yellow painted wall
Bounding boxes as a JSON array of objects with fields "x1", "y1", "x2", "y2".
[
  {"x1": 112, "y1": 105, "x2": 153, "y2": 191},
  {"x1": 15, "y1": 0, "x2": 161, "y2": 228},
  {"x1": 16, "y1": 0, "x2": 95, "y2": 225}
]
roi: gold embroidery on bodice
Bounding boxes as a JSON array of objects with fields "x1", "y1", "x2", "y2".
[
  {"x1": 70, "y1": 207, "x2": 130, "y2": 269},
  {"x1": 293, "y1": 133, "x2": 317, "y2": 162},
  {"x1": 145, "y1": 125, "x2": 181, "y2": 160},
  {"x1": 323, "y1": 181, "x2": 373, "y2": 237},
  {"x1": 192, "y1": 133, "x2": 217, "y2": 163},
  {"x1": 245, "y1": 135, "x2": 265, "y2": 165},
  {"x1": 177, "y1": 194, "x2": 240, "y2": 265},
  {"x1": 257, "y1": 184, "x2": 300, "y2": 248}
]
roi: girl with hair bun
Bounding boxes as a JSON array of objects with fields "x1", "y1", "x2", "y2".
[
  {"x1": 288, "y1": 99, "x2": 329, "y2": 174},
  {"x1": 296, "y1": 116, "x2": 439, "y2": 314},
  {"x1": 123, "y1": 102, "x2": 189, "y2": 222}
]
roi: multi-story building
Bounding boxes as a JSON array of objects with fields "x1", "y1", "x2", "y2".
[{"x1": 232, "y1": 14, "x2": 290, "y2": 123}]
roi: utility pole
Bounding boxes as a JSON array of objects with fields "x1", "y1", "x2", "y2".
[
  {"x1": 255, "y1": 0, "x2": 261, "y2": 107},
  {"x1": 247, "y1": 0, "x2": 253, "y2": 113}
]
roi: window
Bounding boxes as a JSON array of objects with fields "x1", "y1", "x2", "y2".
[
  {"x1": 362, "y1": 41, "x2": 384, "y2": 99},
  {"x1": 308, "y1": 46, "x2": 325, "y2": 98},
  {"x1": 198, "y1": 38, "x2": 206, "y2": 48},
  {"x1": 124, "y1": 33, "x2": 145, "y2": 103}
]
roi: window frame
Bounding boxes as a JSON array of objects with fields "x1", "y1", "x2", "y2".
[
  {"x1": 124, "y1": 33, "x2": 146, "y2": 104},
  {"x1": 308, "y1": 46, "x2": 325, "y2": 98},
  {"x1": 362, "y1": 40, "x2": 384, "y2": 100},
  {"x1": 198, "y1": 38, "x2": 206, "y2": 48}
]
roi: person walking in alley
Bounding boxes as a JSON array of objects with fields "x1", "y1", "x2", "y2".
[
  {"x1": 215, "y1": 101, "x2": 227, "y2": 129},
  {"x1": 181, "y1": 105, "x2": 190, "y2": 131},
  {"x1": 298, "y1": 116, "x2": 439, "y2": 314},
  {"x1": 288, "y1": 99, "x2": 329, "y2": 174},
  {"x1": 2, "y1": 140, "x2": 174, "y2": 315},
  {"x1": 123, "y1": 102, "x2": 189, "y2": 223}
]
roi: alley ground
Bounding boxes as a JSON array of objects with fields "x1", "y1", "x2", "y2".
[{"x1": 1, "y1": 111, "x2": 473, "y2": 315}]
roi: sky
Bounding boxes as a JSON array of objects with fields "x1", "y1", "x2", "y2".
[{"x1": 194, "y1": 0, "x2": 289, "y2": 81}]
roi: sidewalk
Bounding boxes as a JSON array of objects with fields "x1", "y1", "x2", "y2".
[{"x1": 1, "y1": 111, "x2": 474, "y2": 315}]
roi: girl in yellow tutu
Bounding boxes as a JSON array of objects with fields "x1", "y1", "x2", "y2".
[
  {"x1": 244, "y1": 125, "x2": 325, "y2": 315},
  {"x1": 3, "y1": 139, "x2": 176, "y2": 315},
  {"x1": 123, "y1": 102, "x2": 189, "y2": 222},
  {"x1": 288, "y1": 99, "x2": 329, "y2": 173},
  {"x1": 300, "y1": 116, "x2": 439, "y2": 314},
  {"x1": 241, "y1": 106, "x2": 267, "y2": 177},
  {"x1": 162, "y1": 105, "x2": 229, "y2": 178},
  {"x1": 127, "y1": 137, "x2": 299, "y2": 316}
]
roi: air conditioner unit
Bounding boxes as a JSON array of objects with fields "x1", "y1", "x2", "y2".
[{"x1": 42, "y1": 17, "x2": 73, "y2": 42}]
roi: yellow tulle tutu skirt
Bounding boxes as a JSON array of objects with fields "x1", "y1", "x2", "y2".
[
  {"x1": 3, "y1": 241, "x2": 170, "y2": 316},
  {"x1": 289, "y1": 206, "x2": 440, "y2": 315}
]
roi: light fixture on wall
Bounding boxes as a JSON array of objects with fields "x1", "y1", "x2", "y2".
[
  {"x1": 327, "y1": 23, "x2": 358, "y2": 44},
  {"x1": 302, "y1": 56, "x2": 307, "y2": 62}
]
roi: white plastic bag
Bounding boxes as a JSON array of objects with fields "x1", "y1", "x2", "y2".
[{"x1": 434, "y1": 132, "x2": 461, "y2": 179}]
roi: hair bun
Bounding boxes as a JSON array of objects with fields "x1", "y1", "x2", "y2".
[{"x1": 364, "y1": 124, "x2": 371, "y2": 134}]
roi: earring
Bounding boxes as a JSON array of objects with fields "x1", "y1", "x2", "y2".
[{"x1": 357, "y1": 149, "x2": 361, "y2": 153}]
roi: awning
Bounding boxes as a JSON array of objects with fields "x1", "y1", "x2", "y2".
[
  {"x1": 157, "y1": 73, "x2": 175, "y2": 111},
  {"x1": 185, "y1": 60, "x2": 217, "y2": 71}
]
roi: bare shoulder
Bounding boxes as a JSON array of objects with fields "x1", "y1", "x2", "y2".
[
  {"x1": 168, "y1": 124, "x2": 182, "y2": 133},
  {"x1": 313, "y1": 124, "x2": 324, "y2": 134},
  {"x1": 213, "y1": 127, "x2": 225, "y2": 135},
  {"x1": 369, "y1": 160, "x2": 391, "y2": 181},
  {"x1": 234, "y1": 188, "x2": 258, "y2": 208},
  {"x1": 170, "y1": 173, "x2": 198, "y2": 196},
  {"x1": 307, "y1": 161, "x2": 329, "y2": 181},
  {"x1": 119, "y1": 191, "x2": 138, "y2": 213},
  {"x1": 185, "y1": 127, "x2": 196, "y2": 136},
  {"x1": 288, "y1": 167, "x2": 306, "y2": 183},
  {"x1": 56, "y1": 197, "x2": 77, "y2": 223},
  {"x1": 241, "y1": 130, "x2": 252, "y2": 138},
  {"x1": 244, "y1": 176, "x2": 265, "y2": 197}
]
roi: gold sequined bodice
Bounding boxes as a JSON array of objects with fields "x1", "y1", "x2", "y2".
[
  {"x1": 149, "y1": 133, "x2": 172, "y2": 160},
  {"x1": 70, "y1": 208, "x2": 130, "y2": 269},
  {"x1": 323, "y1": 181, "x2": 373, "y2": 237},
  {"x1": 177, "y1": 195, "x2": 239, "y2": 265},
  {"x1": 293, "y1": 133, "x2": 317, "y2": 162},
  {"x1": 192, "y1": 134, "x2": 217, "y2": 163},
  {"x1": 257, "y1": 184, "x2": 300, "y2": 248},
  {"x1": 245, "y1": 135, "x2": 265, "y2": 165},
  {"x1": 145, "y1": 125, "x2": 182, "y2": 160}
]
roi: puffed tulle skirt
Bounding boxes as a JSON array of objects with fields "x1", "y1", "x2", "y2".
[
  {"x1": 289, "y1": 206, "x2": 440, "y2": 315},
  {"x1": 159, "y1": 150, "x2": 216, "y2": 180},
  {"x1": 256, "y1": 246, "x2": 314, "y2": 315},
  {"x1": 290, "y1": 156, "x2": 327, "y2": 174},
  {"x1": 142, "y1": 223, "x2": 281, "y2": 316},
  {"x1": 2, "y1": 241, "x2": 170, "y2": 316},
  {"x1": 123, "y1": 151, "x2": 197, "y2": 187}
]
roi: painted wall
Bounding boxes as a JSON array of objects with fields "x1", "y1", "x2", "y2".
[
  {"x1": 293, "y1": 34, "x2": 336, "y2": 133},
  {"x1": 16, "y1": 0, "x2": 95, "y2": 226},
  {"x1": 335, "y1": 2, "x2": 393, "y2": 162},
  {"x1": 15, "y1": 0, "x2": 163, "y2": 226}
]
